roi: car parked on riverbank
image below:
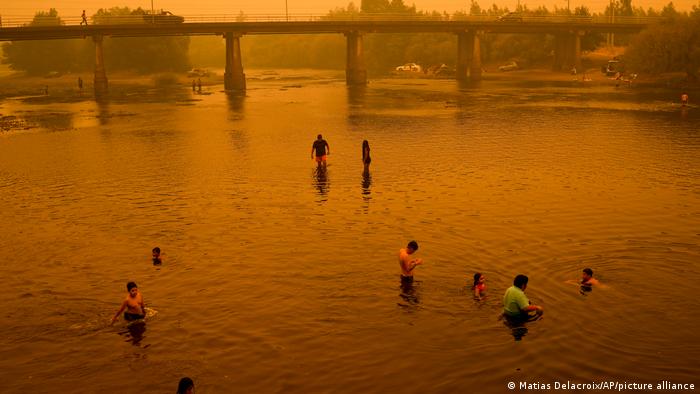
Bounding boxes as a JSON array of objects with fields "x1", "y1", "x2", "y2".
[
  {"x1": 395, "y1": 63, "x2": 422, "y2": 73},
  {"x1": 498, "y1": 61, "x2": 519, "y2": 72},
  {"x1": 187, "y1": 68, "x2": 210, "y2": 78}
]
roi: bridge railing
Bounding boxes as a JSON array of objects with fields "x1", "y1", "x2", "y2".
[{"x1": 0, "y1": 13, "x2": 663, "y2": 28}]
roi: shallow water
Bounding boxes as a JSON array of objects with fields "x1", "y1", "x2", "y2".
[{"x1": 1, "y1": 74, "x2": 699, "y2": 393}]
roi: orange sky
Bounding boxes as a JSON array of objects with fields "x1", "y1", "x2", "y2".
[{"x1": 1, "y1": 0, "x2": 697, "y2": 17}]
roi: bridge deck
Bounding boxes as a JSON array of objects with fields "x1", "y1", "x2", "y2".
[{"x1": 0, "y1": 15, "x2": 654, "y2": 41}]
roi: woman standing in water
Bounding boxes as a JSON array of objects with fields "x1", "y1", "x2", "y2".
[{"x1": 362, "y1": 140, "x2": 371, "y2": 171}]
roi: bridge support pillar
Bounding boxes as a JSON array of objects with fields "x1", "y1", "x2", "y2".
[
  {"x1": 457, "y1": 31, "x2": 482, "y2": 82},
  {"x1": 345, "y1": 31, "x2": 367, "y2": 85},
  {"x1": 553, "y1": 32, "x2": 583, "y2": 72},
  {"x1": 456, "y1": 31, "x2": 473, "y2": 82},
  {"x1": 552, "y1": 34, "x2": 565, "y2": 71},
  {"x1": 470, "y1": 33, "x2": 482, "y2": 81},
  {"x1": 224, "y1": 32, "x2": 246, "y2": 91},
  {"x1": 572, "y1": 31, "x2": 583, "y2": 71},
  {"x1": 93, "y1": 35, "x2": 108, "y2": 96}
]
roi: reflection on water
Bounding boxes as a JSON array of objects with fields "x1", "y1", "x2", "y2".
[
  {"x1": 96, "y1": 98, "x2": 110, "y2": 125},
  {"x1": 361, "y1": 169, "x2": 371, "y2": 201},
  {"x1": 399, "y1": 279, "x2": 420, "y2": 307},
  {"x1": 226, "y1": 92, "x2": 245, "y2": 119},
  {"x1": 0, "y1": 75, "x2": 699, "y2": 393},
  {"x1": 118, "y1": 322, "x2": 148, "y2": 347},
  {"x1": 312, "y1": 166, "x2": 330, "y2": 201},
  {"x1": 501, "y1": 314, "x2": 532, "y2": 342}
]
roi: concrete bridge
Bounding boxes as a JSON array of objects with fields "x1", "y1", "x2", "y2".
[{"x1": 0, "y1": 14, "x2": 656, "y2": 95}]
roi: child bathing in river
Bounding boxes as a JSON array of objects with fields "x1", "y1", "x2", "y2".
[
  {"x1": 111, "y1": 281, "x2": 146, "y2": 324},
  {"x1": 472, "y1": 272, "x2": 487, "y2": 300},
  {"x1": 152, "y1": 246, "x2": 162, "y2": 265}
]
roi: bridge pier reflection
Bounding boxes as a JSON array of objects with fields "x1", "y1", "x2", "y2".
[
  {"x1": 224, "y1": 32, "x2": 246, "y2": 91},
  {"x1": 345, "y1": 31, "x2": 367, "y2": 85},
  {"x1": 456, "y1": 31, "x2": 482, "y2": 82},
  {"x1": 93, "y1": 35, "x2": 108, "y2": 97}
]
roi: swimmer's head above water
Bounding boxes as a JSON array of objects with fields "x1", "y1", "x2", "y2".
[
  {"x1": 177, "y1": 377, "x2": 194, "y2": 394},
  {"x1": 473, "y1": 272, "x2": 485, "y2": 288},
  {"x1": 152, "y1": 247, "x2": 161, "y2": 264},
  {"x1": 581, "y1": 268, "x2": 594, "y2": 284},
  {"x1": 514, "y1": 274, "x2": 528, "y2": 290},
  {"x1": 127, "y1": 281, "x2": 138, "y2": 297},
  {"x1": 407, "y1": 240, "x2": 419, "y2": 254}
]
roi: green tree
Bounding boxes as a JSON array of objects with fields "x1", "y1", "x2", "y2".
[
  {"x1": 2, "y1": 9, "x2": 89, "y2": 74},
  {"x1": 361, "y1": 0, "x2": 390, "y2": 13},
  {"x1": 469, "y1": 0, "x2": 483, "y2": 16},
  {"x1": 94, "y1": 7, "x2": 190, "y2": 73},
  {"x1": 626, "y1": 14, "x2": 700, "y2": 81}
]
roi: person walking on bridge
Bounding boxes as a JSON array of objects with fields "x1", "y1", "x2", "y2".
[{"x1": 80, "y1": 10, "x2": 88, "y2": 25}]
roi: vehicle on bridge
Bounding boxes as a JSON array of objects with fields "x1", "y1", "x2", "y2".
[
  {"x1": 93, "y1": 9, "x2": 184, "y2": 25},
  {"x1": 497, "y1": 12, "x2": 523, "y2": 22},
  {"x1": 139, "y1": 10, "x2": 184, "y2": 24}
]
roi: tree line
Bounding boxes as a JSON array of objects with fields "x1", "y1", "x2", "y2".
[{"x1": 2, "y1": 7, "x2": 190, "y2": 75}]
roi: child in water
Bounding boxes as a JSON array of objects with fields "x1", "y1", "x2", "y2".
[
  {"x1": 111, "y1": 281, "x2": 146, "y2": 324},
  {"x1": 472, "y1": 272, "x2": 487, "y2": 300},
  {"x1": 152, "y1": 246, "x2": 162, "y2": 265}
]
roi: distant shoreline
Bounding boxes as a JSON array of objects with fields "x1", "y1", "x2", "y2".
[{"x1": 0, "y1": 66, "x2": 695, "y2": 101}]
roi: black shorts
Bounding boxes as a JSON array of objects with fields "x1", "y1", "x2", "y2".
[
  {"x1": 401, "y1": 275, "x2": 414, "y2": 285},
  {"x1": 124, "y1": 312, "x2": 145, "y2": 321}
]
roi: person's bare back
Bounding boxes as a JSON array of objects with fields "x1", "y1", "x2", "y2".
[{"x1": 399, "y1": 241, "x2": 423, "y2": 278}]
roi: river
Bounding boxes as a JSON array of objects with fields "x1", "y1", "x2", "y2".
[{"x1": 1, "y1": 72, "x2": 699, "y2": 393}]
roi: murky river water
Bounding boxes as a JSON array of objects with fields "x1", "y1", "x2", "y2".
[{"x1": 1, "y1": 73, "x2": 699, "y2": 393}]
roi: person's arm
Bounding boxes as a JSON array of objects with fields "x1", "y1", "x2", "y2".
[
  {"x1": 325, "y1": 142, "x2": 330, "y2": 155},
  {"x1": 111, "y1": 300, "x2": 127, "y2": 324},
  {"x1": 517, "y1": 294, "x2": 542, "y2": 314},
  {"x1": 311, "y1": 145, "x2": 315, "y2": 159},
  {"x1": 140, "y1": 297, "x2": 146, "y2": 315},
  {"x1": 473, "y1": 286, "x2": 481, "y2": 299},
  {"x1": 408, "y1": 258, "x2": 423, "y2": 271}
]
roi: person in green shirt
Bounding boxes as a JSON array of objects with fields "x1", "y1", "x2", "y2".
[{"x1": 503, "y1": 274, "x2": 543, "y2": 318}]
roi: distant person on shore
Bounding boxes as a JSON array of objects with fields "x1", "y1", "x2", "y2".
[
  {"x1": 311, "y1": 134, "x2": 330, "y2": 168},
  {"x1": 362, "y1": 140, "x2": 371, "y2": 171},
  {"x1": 472, "y1": 272, "x2": 487, "y2": 300},
  {"x1": 681, "y1": 92, "x2": 689, "y2": 106},
  {"x1": 399, "y1": 240, "x2": 423, "y2": 286},
  {"x1": 77, "y1": 77, "x2": 83, "y2": 90},
  {"x1": 580, "y1": 268, "x2": 600, "y2": 288},
  {"x1": 197, "y1": 78, "x2": 202, "y2": 92},
  {"x1": 503, "y1": 274, "x2": 543, "y2": 318},
  {"x1": 152, "y1": 247, "x2": 162, "y2": 265},
  {"x1": 192, "y1": 80, "x2": 196, "y2": 92},
  {"x1": 177, "y1": 377, "x2": 194, "y2": 394},
  {"x1": 44, "y1": 85, "x2": 49, "y2": 95},
  {"x1": 111, "y1": 281, "x2": 146, "y2": 324},
  {"x1": 80, "y1": 10, "x2": 88, "y2": 25}
]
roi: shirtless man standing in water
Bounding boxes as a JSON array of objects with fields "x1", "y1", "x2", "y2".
[
  {"x1": 111, "y1": 282, "x2": 146, "y2": 324},
  {"x1": 399, "y1": 240, "x2": 423, "y2": 286}
]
